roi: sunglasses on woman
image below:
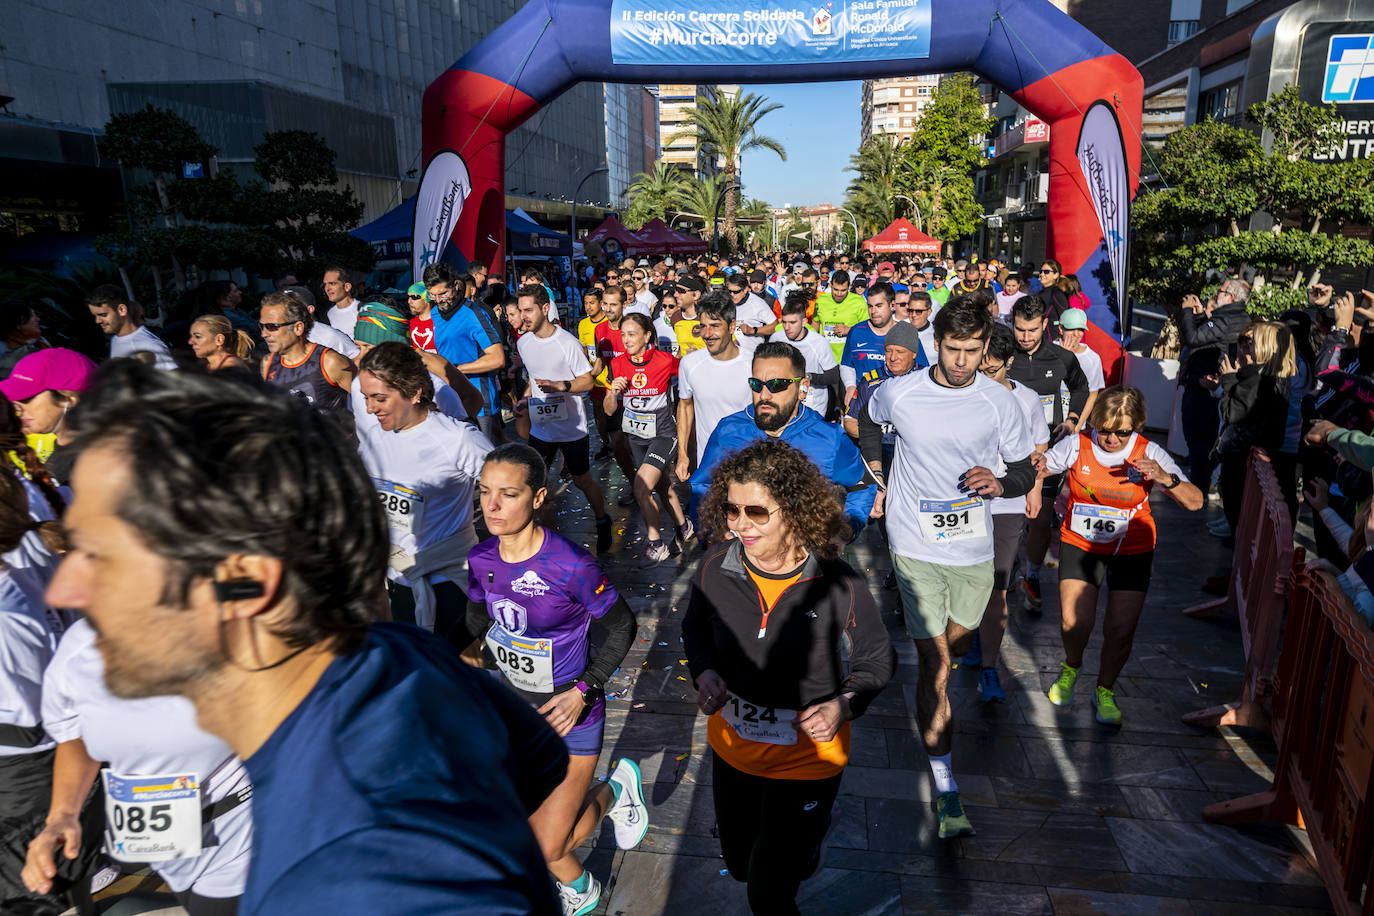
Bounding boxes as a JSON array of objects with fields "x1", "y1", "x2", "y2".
[
  {"x1": 747, "y1": 377, "x2": 804, "y2": 393},
  {"x1": 723, "y1": 502, "x2": 780, "y2": 524}
]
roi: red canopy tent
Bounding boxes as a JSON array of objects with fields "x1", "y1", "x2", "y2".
[
  {"x1": 636, "y1": 218, "x2": 708, "y2": 253},
  {"x1": 862, "y1": 218, "x2": 941, "y2": 254},
  {"x1": 584, "y1": 215, "x2": 649, "y2": 255}
]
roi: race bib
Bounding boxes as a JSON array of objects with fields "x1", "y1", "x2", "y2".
[
  {"x1": 1070, "y1": 503, "x2": 1131, "y2": 544},
  {"x1": 530, "y1": 393, "x2": 567, "y2": 425},
  {"x1": 823, "y1": 323, "x2": 843, "y2": 343},
  {"x1": 622, "y1": 408, "x2": 656, "y2": 438},
  {"x1": 917, "y1": 496, "x2": 988, "y2": 544},
  {"x1": 1039, "y1": 394, "x2": 1057, "y2": 425},
  {"x1": 101, "y1": 770, "x2": 202, "y2": 863},
  {"x1": 487, "y1": 623, "x2": 555, "y2": 693},
  {"x1": 721, "y1": 696, "x2": 797, "y2": 746},
  {"x1": 374, "y1": 479, "x2": 425, "y2": 573},
  {"x1": 881, "y1": 422, "x2": 896, "y2": 446}
]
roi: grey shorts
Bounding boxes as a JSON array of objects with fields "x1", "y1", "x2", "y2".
[{"x1": 891, "y1": 554, "x2": 995, "y2": 640}]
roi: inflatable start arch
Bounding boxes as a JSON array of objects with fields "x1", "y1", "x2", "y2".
[{"x1": 417, "y1": 0, "x2": 1142, "y2": 335}]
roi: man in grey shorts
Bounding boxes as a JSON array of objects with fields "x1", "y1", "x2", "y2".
[{"x1": 864, "y1": 299, "x2": 1036, "y2": 839}]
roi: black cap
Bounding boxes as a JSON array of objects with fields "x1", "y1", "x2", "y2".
[
  {"x1": 748, "y1": 269, "x2": 767, "y2": 283},
  {"x1": 675, "y1": 276, "x2": 705, "y2": 293}
]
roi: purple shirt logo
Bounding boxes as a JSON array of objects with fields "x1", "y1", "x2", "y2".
[
  {"x1": 492, "y1": 598, "x2": 528, "y2": 634},
  {"x1": 511, "y1": 571, "x2": 552, "y2": 597}
]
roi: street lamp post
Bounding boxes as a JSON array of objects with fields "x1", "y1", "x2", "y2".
[
  {"x1": 570, "y1": 165, "x2": 609, "y2": 255},
  {"x1": 894, "y1": 194, "x2": 924, "y2": 232},
  {"x1": 836, "y1": 206, "x2": 860, "y2": 256}
]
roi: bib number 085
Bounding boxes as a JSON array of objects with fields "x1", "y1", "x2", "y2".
[{"x1": 111, "y1": 803, "x2": 172, "y2": 834}]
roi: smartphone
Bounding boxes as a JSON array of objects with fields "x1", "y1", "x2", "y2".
[{"x1": 1226, "y1": 342, "x2": 1239, "y2": 363}]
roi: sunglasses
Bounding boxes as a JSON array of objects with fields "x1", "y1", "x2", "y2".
[
  {"x1": 747, "y1": 376, "x2": 804, "y2": 393},
  {"x1": 1098, "y1": 428, "x2": 1134, "y2": 438},
  {"x1": 1039, "y1": 268, "x2": 1055, "y2": 275},
  {"x1": 723, "y1": 501, "x2": 780, "y2": 524},
  {"x1": 407, "y1": 294, "x2": 425, "y2": 300},
  {"x1": 258, "y1": 321, "x2": 296, "y2": 332}
]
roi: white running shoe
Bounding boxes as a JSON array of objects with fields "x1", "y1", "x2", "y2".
[
  {"x1": 606, "y1": 758, "x2": 650, "y2": 849},
  {"x1": 557, "y1": 872, "x2": 602, "y2": 916}
]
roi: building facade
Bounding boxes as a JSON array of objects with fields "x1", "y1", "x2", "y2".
[
  {"x1": 860, "y1": 75, "x2": 942, "y2": 147},
  {"x1": 652, "y1": 83, "x2": 740, "y2": 177},
  {"x1": 0, "y1": 0, "x2": 640, "y2": 246}
]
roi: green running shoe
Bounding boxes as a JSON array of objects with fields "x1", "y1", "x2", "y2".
[
  {"x1": 1047, "y1": 662, "x2": 1079, "y2": 706},
  {"x1": 936, "y1": 790, "x2": 976, "y2": 838},
  {"x1": 1092, "y1": 685, "x2": 1123, "y2": 726}
]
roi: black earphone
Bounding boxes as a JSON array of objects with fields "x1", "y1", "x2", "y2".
[{"x1": 213, "y1": 578, "x2": 265, "y2": 602}]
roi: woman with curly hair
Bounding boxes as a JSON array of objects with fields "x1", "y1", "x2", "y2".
[{"x1": 682, "y1": 439, "x2": 894, "y2": 916}]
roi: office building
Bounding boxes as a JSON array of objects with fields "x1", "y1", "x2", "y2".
[
  {"x1": 653, "y1": 83, "x2": 740, "y2": 177},
  {"x1": 860, "y1": 75, "x2": 942, "y2": 146}
]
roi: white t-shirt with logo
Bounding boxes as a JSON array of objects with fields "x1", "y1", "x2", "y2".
[
  {"x1": 358, "y1": 412, "x2": 493, "y2": 585},
  {"x1": 42, "y1": 618, "x2": 253, "y2": 896},
  {"x1": 110, "y1": 326, "x2": 176, "y2": 371},
  {"x1": 992, "y1": 380, "x2": 1049, "y2": 516},
  {"x1": 678, "y1": 346, "x2": 754, "y2": 464},
  {"x1": 770, "y1": 327, "x2": 836, "y2": 417},
  {"x1": 515, "y1": 326, "x2": 594, "y2": 443},
  {"x1": 327, "y1": 299, "x2": 360, "y2": 339},
  {"x1": 350, "y1": 371, "x2": 467, "y2": 432},
  {"x1": 868, "y1": 368, "x2": 1034, "y2": 565},
  {"x1": 733, "y1": 293, "x2": 777, "y2": 353}
]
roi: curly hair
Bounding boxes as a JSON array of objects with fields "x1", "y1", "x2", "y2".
[
  {"x1": 699, "y1": 439, "x2": 850, "y2": 559},
  {"x1": 0, "y1": 393, "x2": 64, "y2": 518}
]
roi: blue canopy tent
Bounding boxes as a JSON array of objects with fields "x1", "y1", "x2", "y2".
[{"x1": 353, "y1": 198, "x2": 571, "y2": 265}]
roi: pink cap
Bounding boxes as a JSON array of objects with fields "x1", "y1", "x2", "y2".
[
  {"x1": 878, "y1": 261, "x2": 895, "y2": 272},
  {"x1": 0, "y1": 348, "x2": 99, "y2": 402}
]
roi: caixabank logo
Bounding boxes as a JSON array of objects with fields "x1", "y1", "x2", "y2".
[{"x1": 1324, "y1": 34, "x2": 1374, "y2": 103}]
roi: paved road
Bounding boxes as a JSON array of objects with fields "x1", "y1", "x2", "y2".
[{"x1": 557, "y1": 453, "x2": 1333, "y2": 916}]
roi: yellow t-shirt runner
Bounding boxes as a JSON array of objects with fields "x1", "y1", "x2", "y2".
[
  {"x1": 812, "y1": 291, "x2": 870, "y2": 363},
  {"x1": 673, "y1": 315, "x2": 705, "y2": 357},
  {"x1": 578, "y1": 315, "x2": 610, "y2": 389}
]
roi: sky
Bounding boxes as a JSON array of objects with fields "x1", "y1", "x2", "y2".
[{"x1": 737, "y1": 81, "x2": 863, "y2": 209}]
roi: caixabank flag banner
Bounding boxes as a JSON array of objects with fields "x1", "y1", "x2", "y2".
[
  {"x1": 1300, "y1": 20, "x2": 1374, "y2": 162},
  {"x1": 1075, "y1": 102, "x2": 1130, "y2": 332},
  {"x1": 609, "y1": 0, "x2": 931, "y2": 66},
  {"x1": 411, "y1": 150, "x2": 472, "y2": 279}
]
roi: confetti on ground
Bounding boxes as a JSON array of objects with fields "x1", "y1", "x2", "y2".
[
  {"x1": 633, "y1": 703, "x2": 646, "y2": 709},
  {"x1": 678, "y1": 659, "x2": 688, "y2": 664},
  {"x1": 658, "y1": 641, "x2": 668, "y2": 646},
  {"x1": 663, "y1": 666, "x2": 672, "y2": 670},
  {"x1": 719, "y1": 869, "x2": 730, "y2": 877},
  {"x1": 1201, "y1": 683, "x2": 1208, "y2": 688},
  {"x1": 674, "y1": 754, "x2": 687, "y2": 761},
  {"x1": 676, "y1": 676, "x2": 687, "y2": 681}
]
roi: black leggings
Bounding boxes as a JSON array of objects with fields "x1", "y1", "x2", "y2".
[
  {"x1": 712, "y1": 753, "x2": 843, "y2": 916},
  {"x1": 385, "y1": 580, "x2": 473, "y2": 649},
  {"x1": 173, "y1": 888, "x2": 240, "y2": 916}
]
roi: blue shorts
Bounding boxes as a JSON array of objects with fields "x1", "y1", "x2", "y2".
[{"x1": 563, "y1": 712, "x2": 605, "y2": 757}]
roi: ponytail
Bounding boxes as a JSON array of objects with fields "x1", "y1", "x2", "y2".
[{"x1": 232, "y1": 329, "x2": 255, "y2": 359}]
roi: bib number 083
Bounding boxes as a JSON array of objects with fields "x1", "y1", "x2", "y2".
[{"x1": 493, "y1": 644, "x2": 535, "y2": 675}]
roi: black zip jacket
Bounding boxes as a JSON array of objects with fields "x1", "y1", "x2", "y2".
[
  {"x1": 1007, "y1": 336, "x2": 1089, "y2": 429},
  {"x1": 682, "y1": 540, "x2": 895, "y2": 717},
  {"x1": 1215, "y1": 364, "x2": 1287, "y2": 459},
  {"x1": 1179, "y1": 301, "x2": 1249, "y2": 385}
]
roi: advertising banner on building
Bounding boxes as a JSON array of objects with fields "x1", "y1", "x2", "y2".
[
  {"x1": 411, "y1": 150, "x2": 471, "y2": 279},
  {"x1": 1300, "y1": 21, "x2": 1374, "y2": 162},
  {"x1": 609, "y1": 0, "x2": 931, "y2": 66},
  {"x1": 1075, "y1": 101, "x2": 1130, "y2": 330}
]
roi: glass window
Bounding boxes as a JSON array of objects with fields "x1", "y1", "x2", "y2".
[{"x1": 1167, "y1": 19, "x2": 1199, "y2": 44}]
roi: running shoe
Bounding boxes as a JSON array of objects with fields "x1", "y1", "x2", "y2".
[
  {"x1": 960, "y1": 632, "x2": 982, "y2": 667},
  {"x1": 936, "y1": 790, "x2": 976, "y2": 838},
  {"x1": 89, "y1": 864, "x2": 121, "y2": 894},
  {"x1": 979, "y1": 668, "x2": 1006, "y2": 703},
  {"x1": 1047, "y1": 662, "x2": 1079, "y2": 706},
  {"x1": 1020, "y1": 576, "x2": 1043, "y2": 612},
  {"x1": 618, "y1": 490, "x2": 637, "y2": 507},
  {"x1": 882, "y1": 569, "x2": 898, "y2": 590},
  {"x1": 607, "y1": 758, "x2": 649, "y2": 849},
  {"x1": 678, "y1": 518, "x2": 695, "y2": 544},
  {"x1": 595, "y1": 515, "x2": 612, "y2": 554},
  {"x1": 594, "y1": 445, "x2": 612, "y2": 461},
  {"x1": 645, "y1": 539, "x2": 670, "y2": 563},
  {"x1": 1092, "y1": 685, "x2": 1123, "y2": 726},
  {"x1": 557, "y1": 873, "x2": 602, "y2": 916}
]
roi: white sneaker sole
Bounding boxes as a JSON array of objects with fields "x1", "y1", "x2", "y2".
[{"x1": 608, "y1": 758, "x2": 649, "y2": 849}]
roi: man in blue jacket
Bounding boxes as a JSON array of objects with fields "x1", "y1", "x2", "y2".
[{"x1": 690, "y1": 340, "x2": 877, "y2": 534}]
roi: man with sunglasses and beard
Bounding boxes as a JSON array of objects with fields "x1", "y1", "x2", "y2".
[{"x1": 689, "y1": 341, "x2": 875, "y2": 535}]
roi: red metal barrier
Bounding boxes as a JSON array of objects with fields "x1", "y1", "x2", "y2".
[
  {"x1": 1181, "y1": 448, "x2": 1296, "y2": 730},
  {"x1": 1201, "y1": 564, "x2": 1374, "y2": 916}
]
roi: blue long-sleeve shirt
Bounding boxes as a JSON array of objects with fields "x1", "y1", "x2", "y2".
[{"x1": 689, "y1": 405, "x2": 876, "y2": 534}]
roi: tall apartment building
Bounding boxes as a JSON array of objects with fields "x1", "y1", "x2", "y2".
[
  {"x1": 860, "y1": 75, "x2": 942, "y2": 146},
  {"x1": 1, "y1": 0, "x2": 643, "y2": 246},
  {"x1": 653, "y1": 84, "x2": 740, "y2": 177}
]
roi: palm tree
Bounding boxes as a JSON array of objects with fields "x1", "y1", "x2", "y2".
[
  {"x1": 901, "y1": 158, "x2": 963, "y2": 238},
  {"x1": 737, "y1": 197, "x2": 771, "y2": 251},
  {"x1": 665, "y1": 88, "x2": 786, "y2": 253},
  {"x1": 678, "y1": 174, "x2": 729, "y2": 243},
  {"x1": 845, "y1": 136, "x2": 904, "y2": 235},
  {"x1": 781, "y1": 205, "x2": 811, "y2": 251},
  {"x1": 624, "y1": 161, "x2": 688, "y2": 229}
]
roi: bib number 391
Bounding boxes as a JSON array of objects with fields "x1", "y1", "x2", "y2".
[
  {"x1": 101, "y1": 769, "x2": 202, "y2": 863},
  {"x1": 722, "y1": 696, "x2": 798, "y2": 746},
  {"x1": 917, "y1": 496, "x2": 987, "y2": 544}
]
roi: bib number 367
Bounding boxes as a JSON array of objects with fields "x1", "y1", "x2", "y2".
[{"x1": 101, "y1": 769, "x2": 203, "y2": 863}]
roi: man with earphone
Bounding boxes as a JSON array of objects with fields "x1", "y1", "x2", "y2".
[{"x1": 46, "y1": 362, "x2": 570, "y2": 915}]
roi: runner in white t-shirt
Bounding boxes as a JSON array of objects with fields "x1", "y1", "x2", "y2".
[
  {"x1": 864, "y1": 299, "x2": 1035, "y2": 842},
  {"x1": 961, "y1": 324, "x2": 1048, "y2": 705},
  {"x1": 86, "y1": 285, "x2": 177, "y2": 370},
  {"x1": 323, "y1": 267, "x2": 361, "y2": 339},
  {"x1": 357, "y1": 342, "x2": 493, "y2": 643},
  {"x1": 25, "y1": 618, "x2": 253, "y2": 911},
  {"x1": 513, "y1": 284, "x2": 614, "y2": 554},
  {"x1": 725, "y1": 275, "x2": 779, "y2": 354},
  {"x1": 675, "y1": 291, "x2": 754, "y2": 480},
  {"x1": 770, "y1": 292, "x2": 839, "y2": 419},
  {"x1": 1056, "y1": 308, "x2": 1105, "y2": 424}
]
